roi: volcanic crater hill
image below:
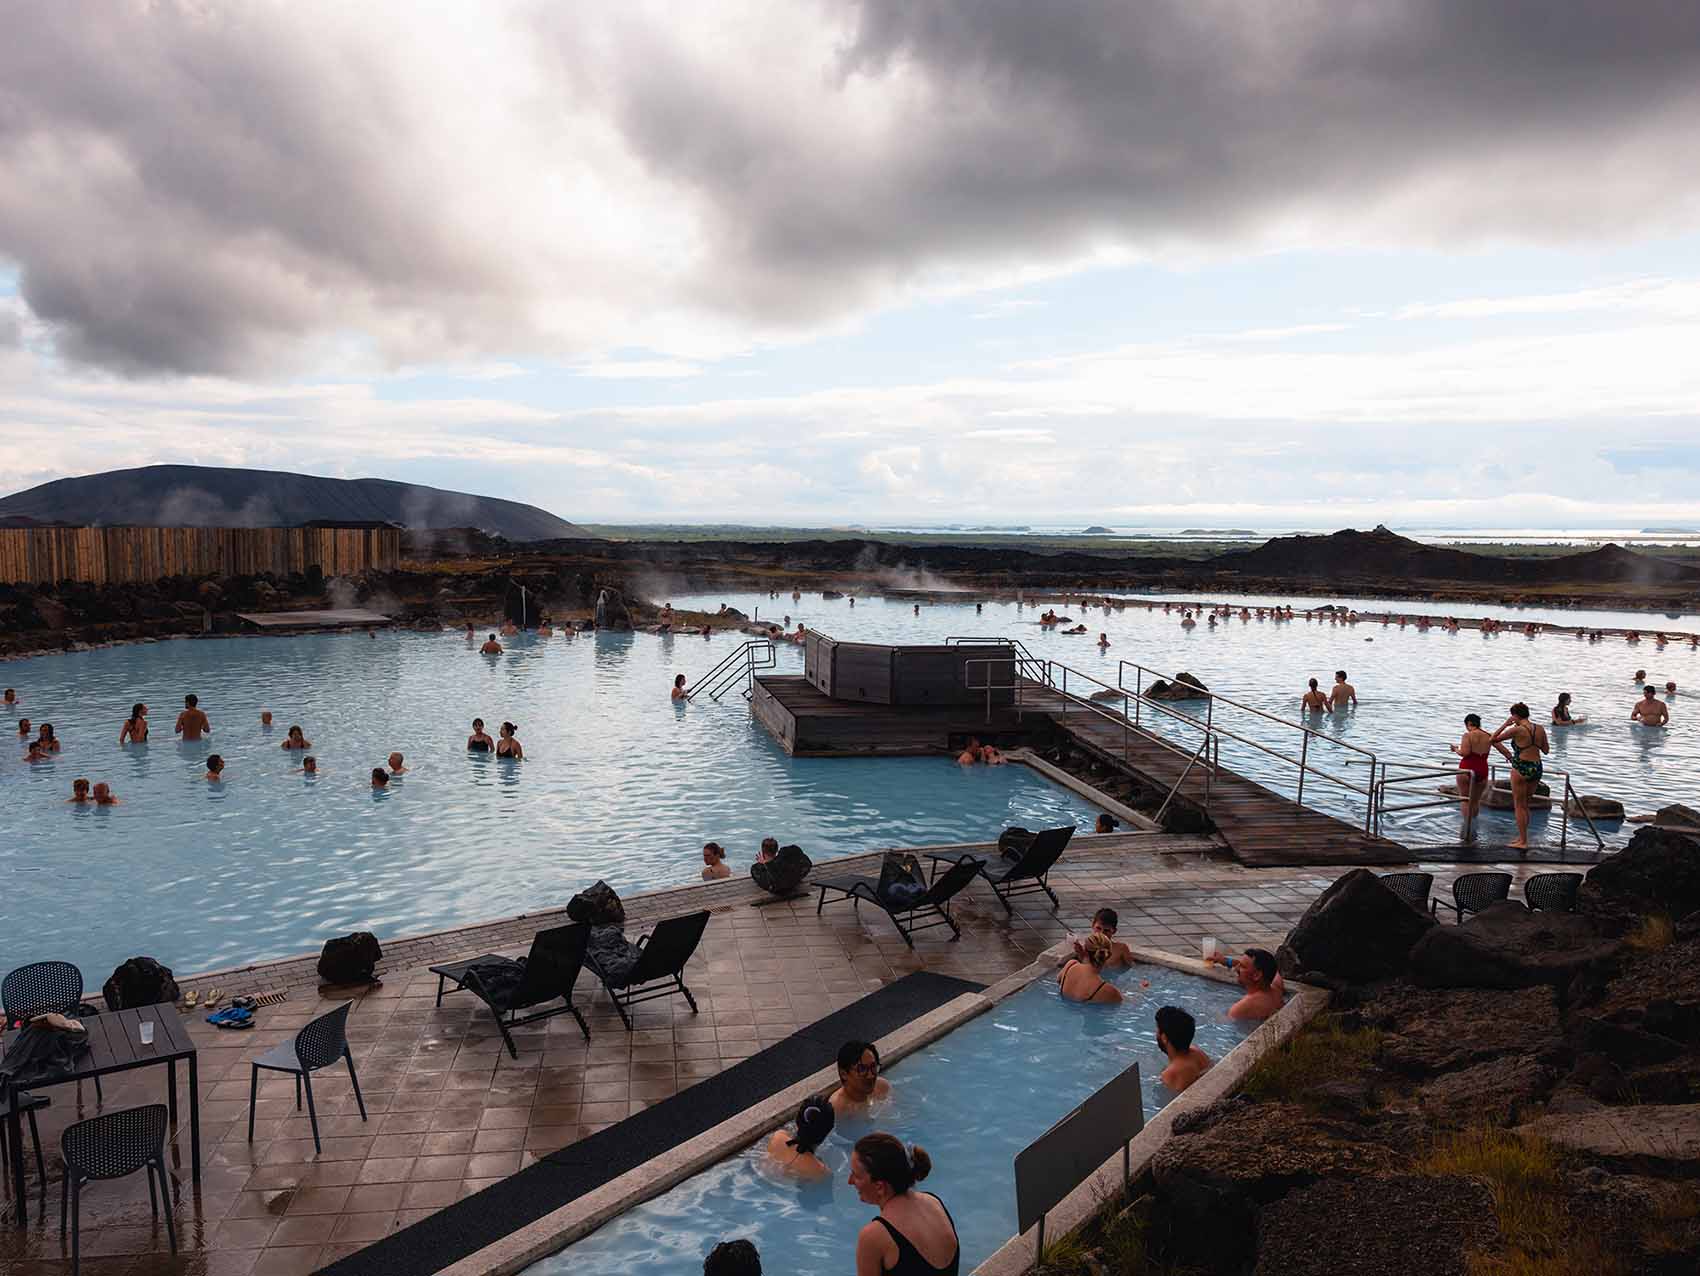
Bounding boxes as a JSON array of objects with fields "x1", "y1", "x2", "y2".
[{"x1": 0, "y1": 464, "x2": 589, "y2": 542}]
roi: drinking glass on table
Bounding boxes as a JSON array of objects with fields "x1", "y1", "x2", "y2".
[{"x1": 139, "y1": 1019, "x2": 155, "y2": 1045}]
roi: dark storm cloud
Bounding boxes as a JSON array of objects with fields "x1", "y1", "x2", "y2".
[{"x1": 3, "y1": 1, "x2": 1699, "y2": 376}]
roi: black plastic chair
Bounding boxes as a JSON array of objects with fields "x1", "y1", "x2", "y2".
[
  {"x1": 931, "y1": 825, "x2": 1074, "y2": 912},
  {"x1": 1524, "y1": 872, "x2": 1584, "y2": 913},
  {"x1": 1435, "y1": 871, "x2": 1513, "y2": 923},
  {"x1": 816, "y1": 857, "x2": 985, "y2": 948},
  {"x1": 586, "y1": 911, "x2": 709, "y2": 1030},
  {"x1": 61, "y1": 1104, "x2": 175, "y2": 1274},
  {"x1": 246, "y1": 1002, "x2": 366, "y2": 1153},
  {"x1": 3, "y1": 961, "x2": 101, "y2": 1103},
  {"x1": 1379, "y1": 871, "x2": 1435, "y2": 914},
  {"x1": 429, "y1": 924, "x2": 592, "y2": 1058},
  {"x1": 0, "y1": 1088, "x2": 48, "y2": 1192}
]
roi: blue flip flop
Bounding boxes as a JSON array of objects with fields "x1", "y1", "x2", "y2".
[{"x1": 206, "y1": 1007, "x2": 254, "y2": 1029}]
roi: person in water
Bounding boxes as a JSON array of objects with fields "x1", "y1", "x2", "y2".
[
  {"x1": 830, "y1": 1040, "x2": 891, "y2": 1116},
  {"x1": 1489, "y1": 703, "x2": 1549, "y2": 850},
  {"x1": 1632, "y1": 685, "x2": 1671, "y2": 726},
  {"x1": 1330, "y1": 670, "x2": 1357, "y2": 709},
  {"x1": 387, "y1": 751, "x2": 407, "y2": 775},
  {"x1": 1155, "y1": 1005, "x2": 1211, "y2": 1093},
  {"x1": 176, "y1": 694, "x2": 210, "y2": 741},
  {"x1": 481, "y1": 633, "x2": 504, "y2": 655},
  {"x1": 260, "y1": 710, "x2": 273, "y2": 728},
  {"x1": 16, "y1": 717, "x2": 29, "y2": 739},
  {"x1": 1206, "y1": 947, "x2": 1284, "y2": 1020},
  {"x1": 371, "y1": 767, "x2": 389, "y2": 788},
  {"x1": 23, "y1": 739, "x2": 50, "y2": 763},
  {"x1": 496, "y1": 721, "x2": 524, "y2": 759},
  {"x1": 301, "y1": 755, "x2": 319, "y2": 775},
  {"x1": 204, "y1": 754, "x2": 226, "y2": 782},
  {"x1": 1, "y1": 689, "x2": 16, "y2": 707},
  {"x1": 1551, "y1": 692, "x2": 1586, "y2": 725},
  {"x1": 32, "y1": 723, "x2": 60, "y2": 753},
  {"x1": 703, "y1": 1240, "x2": 762, "y2": 1276},
  {"x1": 764, "y1": 1096, "x2": 835, "y2": 1180},
  {"x1": 851, "y1": 1133, "x2": 959, "y2": 1276},
  {"x1": 467, "y1": 719, "x2": 495, "y2": 752},
  {"x1": 1300, "y1": 678, "x2": 1328, "y2": 712},
  {"x1": 119, "y1": 703, "x2": 149, "y2": 744},
  {"x1": 281, "y1": 725, "x2": 311, "y2": 750},
  {"x1": 701, "y1": 842, "x2": 731, "y2": 881},
  {"x1": 1059, "y1": 933, "x2": 1123, "y2": 1004},
  {"x1": 1071, "y1": 907, "x2": 1138, "y2": 969},
  {"x1": 92, "y1": 782, "x2": 119, "y2": 806},
  {"x1": 68, "y1": 778, "x2": 91, "y2": 804},
  {"x1": 1450, "y1": 713, "x2": 1493, "y2": 838},
  {"x1": 756, "y1": 836, "x2": 779, "y2": 865},
  {"x1": 1094, "y1": 813, "x2": 1117, "y2": 834},
  {"x1": 672, "y1": 674, "x2": 689, "y2": 701}
]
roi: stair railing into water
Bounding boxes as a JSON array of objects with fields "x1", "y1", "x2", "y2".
[
  {"x1": 685, "y1": 639, "x2": 776, "y2": 702},
  {"x1": 1370, "y1": 762, "x2": 1605, "y2": 852}
]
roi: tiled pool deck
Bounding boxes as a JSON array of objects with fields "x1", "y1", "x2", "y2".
[{"x1": 1, "y1": 834, "x2": 1553, "y2": 1276}]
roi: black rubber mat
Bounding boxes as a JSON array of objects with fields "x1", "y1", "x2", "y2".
[{"x1": 318, "y1": 969, "x2": 984, "y2": 1276}]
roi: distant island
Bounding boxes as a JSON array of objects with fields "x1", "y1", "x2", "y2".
[{"x1": 1081, "y1": 526, "x2": 1115, "y2": 535}]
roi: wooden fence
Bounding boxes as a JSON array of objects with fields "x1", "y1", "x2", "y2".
[{"x1": 0, "y1": 526, "x2": 400, "y2": 586}]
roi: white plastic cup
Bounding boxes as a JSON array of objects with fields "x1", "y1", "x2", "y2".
[
  {"x1": 139, "y1": 1020, "x2": 155, "y2": 1045},
  {"x1": 1201, "y1": 936, "x2": 1218, "y2": 960}
]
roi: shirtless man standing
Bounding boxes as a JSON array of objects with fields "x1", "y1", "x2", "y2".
[
  {"x1": 1330, "y1": 670, "x2": 1357, "y2": 709},
  {"x1": 1300, "y1": 678, "x2": 1328, "y2": 713},
  {"x1": 175, "y1": 694, "x2": 210, "y2": 741},
  {"x1": 1155, "y1": 1006, "x2": 1212, "y2": 1093},
  {"x1": 1632, "y1": 686, "x2": 1671, "y2": 726}
]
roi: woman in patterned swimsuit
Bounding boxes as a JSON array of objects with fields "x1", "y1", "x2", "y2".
[{"x1": 1490, "y1": 703, "x2": 1549, "y2": 849}]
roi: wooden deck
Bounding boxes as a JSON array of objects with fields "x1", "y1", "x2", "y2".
[{"x1": 752, "y1": 675, "x2": 1040, "y2": 755}]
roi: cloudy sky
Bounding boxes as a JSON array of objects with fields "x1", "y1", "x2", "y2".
[{"x1": 4, "y1": 0, "x2": 1700, "y2": 529}]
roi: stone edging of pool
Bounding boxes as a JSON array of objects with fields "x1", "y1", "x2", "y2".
[
  {"x1": 970, "y1": 965, "x2": 1331, "y2": 1276},
  {"x1": 1005, "y1": 749, "x2": 1163, "y2": 832},
  {"x1": 428, "y1": 941, "x2": 1307, "y2": 1276}
]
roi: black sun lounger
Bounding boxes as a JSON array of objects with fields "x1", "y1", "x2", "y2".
[
  {"x1": 815, "y1": 857, "x2": 985, "y2": 947},
  {"x1": 928, "y1": 824, "x2": 1074, "y2": 913},
  {"x1": 429, "y1": 923, "x2": 591, "y2": 1058},
  {"x1": 585, "y1": 910, "x2": 710, "y2": 1030}
]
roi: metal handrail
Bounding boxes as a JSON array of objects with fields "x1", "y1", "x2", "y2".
[
  {"x1": 685, "y1": 639, "x2": 776, "y2": 702},
  {"x1": 1371, "y1": 761, "x2": 1605, "y2": 851}
]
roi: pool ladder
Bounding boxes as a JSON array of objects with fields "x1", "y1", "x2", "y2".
[{"x1": 686, "y1": 639, "x2": 777, "y2": 702}]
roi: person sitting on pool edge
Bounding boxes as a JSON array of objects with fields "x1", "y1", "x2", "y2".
[
  {"x1": 1072, "y1": 907, "x2": 1135, "y2": 968},
  {"x1": 204, "y1": 754, "x2": 226, "y2": 782},
  {"x1": 830, "y1": 1040, "x2": 891, "y2": 1117},
  {"x1": 701, "y1": 841, "x2": 731, "y2": 881},
  {"x1": 756, "y1": 836, "x2": 778, "y2": 865},
  {"x1": 703, "y1": 1239, "x2": 762, "y2": 1276},
  {"x1": 764, "y1": 1095, "x2": 835, "y2": 1180},
  {"x1": 1155, "y1": 1005, "x2": 1211, "y2": 1093},
  {"x1": 1205, "y1": 947, "x2": 1284, "y2": 1020},
  {"x1": 1059, "y1": 932, "x2": 1123, "y2": 1003}
]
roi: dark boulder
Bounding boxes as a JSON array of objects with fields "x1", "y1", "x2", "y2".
[
  {"x1": 593, "y1": 588, "x2": 633, "y2": 631},
  {"x1": 1277, "y1": 869, "x2": 1435, "y2": 986},
  {"x1": 567, "y1": 879, "x2": 626, "y2": 928},
  {"x1": 751, "y1": 845, "x2": 813, "y2": 896},
  {"x1": 1146, "y1": 672, "x2": 1209, "y2": 701},
  {"x1": 102, "y1": 957, "x2": 180, "y2": 1011},
  {"x1": 317, "y1": 931, "x2": 383, "y2": 986},
  {"x1": 1578, "y1": 825, "x2": 1700, "y2": 930},
  {"x1": 1407, "y1": 901, "x2": 1621, "y2": 990},
  {"x1": 1367, "y1": 984, "x2": 1563, "y2": 1075},
  {"x1": 1418, "y1": 1054, "x2": 1557, "y2": 1124},
  {"x1": 1253, "y1": 1175, "x2": 1499, "y2": 1276}
]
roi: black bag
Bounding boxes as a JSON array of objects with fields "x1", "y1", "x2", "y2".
[
  {"x1": 875, "y1": 852, "x2": 927, "y2": 907},
  {"x1": 463, "y1": 958, "x2": 526, "y2": 1010},
  {"x1": 0, "y1": 1022, "x2": 91, "y2": 1089},
  {"x1": 318, "y1": 932, "x2": 383, "y2": 985},
  {"x1": 587, "y1": 925, "x2": 642, "y2": 986},
  {"x1": 567, "y1": 880, "x2": 626, "y2": 928},
  {"x1": 102, "y1": 957, "x2": 180, "y2": 1012},
  {"x1": 750, "y1": 844, "x2": 812, "y2": 896},
  {"x1": 998, "y1": 826, "x2": 1036, "y2": 863}
]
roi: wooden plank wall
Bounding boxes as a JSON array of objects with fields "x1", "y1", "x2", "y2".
[{"x1": 0, "y1": 527, "x2": 401, "y2": 586}]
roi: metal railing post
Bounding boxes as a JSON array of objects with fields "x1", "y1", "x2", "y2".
[{"x1": 1297, "y1": 732, "x2": 1309, "y2": 805}]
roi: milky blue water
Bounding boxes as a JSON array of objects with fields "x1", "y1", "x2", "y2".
[
  {"x1": 676, "y1": 590, "x2": 1698, "y2": 847},
  {"x1": 0, "y1": 629, "x2": 1103, "y2": 979},
  {"x1": 530, "y1": 961, "x2": 1249, "y2": 1276}
]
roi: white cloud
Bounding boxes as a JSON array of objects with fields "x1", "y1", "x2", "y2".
[{"x1": 574, "y1": 358, "x2": 705, "y2": 379}]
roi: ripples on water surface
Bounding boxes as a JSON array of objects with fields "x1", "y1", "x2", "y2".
[{"x1": 532, "y1": 962, "x2": 1249, "y2": 1276}]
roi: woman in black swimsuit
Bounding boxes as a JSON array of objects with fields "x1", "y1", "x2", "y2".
[
  {"x1": 495, "y1": 721, "x2": 524, "y2": 760},
  {"x1": 1058, "y1": 933, "x2": 1122, "y2": 1004},
  {"x1": 119, "y1": 703, "x2": 149, "y2": 745},
  {"x1": 467, "y1": 718, "x2": 494, "y2": 752},
  {"x1": 851, "y1": 1133, "x2": 959, "y2": 1276}
]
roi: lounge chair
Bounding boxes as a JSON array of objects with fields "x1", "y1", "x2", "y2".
[
  {"x1": 815, "y1": 856, "x2": 985, "y2": 947},
  {"x1": 1523, "y1": 872, "x2": 1583, "y2": 913},
  {"x1": 585, "y1": 910, "x2": 709, "y2": 1030},
  {"x1": 1378, "y1": 871, "x2": 1434, "y2": 914},
  {"x1": 429, "y1": 924, "x2": 591, "y2": 1058},
  {"x1": 929, "y1": 825, "x2": 1074, "y2": 912},
  {"x1": 1434, "y1": 871, "x2": 1512, "y2": 923}
]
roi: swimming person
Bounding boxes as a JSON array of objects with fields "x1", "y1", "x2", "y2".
[
  {"x1": 281, "y1": 725, "x2": 311, "y2": 750},
  {"x1": 829, "y1": 1040, "x2": 891, "y2": 1116},
  {"x1": 1489, "y1": 703, "x2": 1548, "y2": 849},
  {"x1": 701, "y1": 842, "x2": 731, "y2": 881},
  {"x1": 175, "y1": 694, "x2": 210, "y2": 740},
  {"x1": 260, "y1": 710, "x2": 273, "y2": 728},
  {"x1": 1097, "y1": 632, "x2": 1110, "y2": 648},
  {"x1": 1094, "y1": 813, "x2": 1117, "y2": 834},
  {"x1": 1300, "y1": 678, "x2": 1328, "y2": 712},
  {"x1": 387, "y1": 752, "x2": 407, "y2": 775},
  {"x1": 1551, "y1": 692, "x2": 1586, "y2": 725},
  {"x1": 1, "y1": 689, "x2": 15, "y2": 707},
  {"x1": 33, "y1": 723, "x2": 60, "y2": 753},
  {"x1": 119, "y1": 703, "x2": 149, "y2": 744},
  {"x1": 672, "y1": 674, "x2": 689, "y2": 700},
  {"x1": 764, "y1": 1096, "x2": 835, "y2": 1180},
  {"x1": 204, "y1": 754, "x2": 226, "y2": 782},
  {"x1": 92, "y1": 782, "x2": 119, "y2": 806},
  {"x1": 1450, "y1": 713, "x2": 1493, "y2": 838},
  {"x1": 1155, "y1": 1005, "x2": 1211, "y2": 1093},
  {"x1": 1206, "y1": 948, "x2": 1284, "y2": 1020},
  {"x1": 301, "y1": 756, "x2": 318, "y2": 775},
  {"x1": 68, "y1": 778, "x2": 91, "y2": 804},
  {"x1": 851, "y1": 1133, "x2": 959, "y2": 1276},
  {"x1": 703, "y1": 1240, "x2": 762, "y2": 1276},
  {"x1": 15, "y1": 718, "x2": 29, "y2": 739},
  {"x1": 496, "y1": 721, "x2": 524, "y2": 759},
  {"x1": 371, "y1": 767, "x2": 389, "y2": 788},
  {"x1": 1071, "y1": 907, "x2": 1135, "y2": 968},
  {"x1": 1632, "y1": 686, "x2": 1671, "y2": 726},
  {"x1": 1058, "y1": 933, "x2": 1123, "y2": 1003},
  {"x1": 481, "y1": 633, "x2": 504, "y2": 654},
  {"x1": 1330, "y1": 670, "x2": 1357, "y2": 709},
  {"x1": 467, "y1": 719, "x2": 494, "y2": 751}
]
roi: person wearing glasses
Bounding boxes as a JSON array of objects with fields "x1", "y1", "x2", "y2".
[{"x1": 829, "y1": 1040, "x2": 891, "y2": 1118}]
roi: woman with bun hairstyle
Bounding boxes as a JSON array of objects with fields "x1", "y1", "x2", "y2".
[
  {"x1": 764, "y1": 1095, "x2": 834, "y2": 1180},
  {"x1": 496, "y1": 721, "x2": 524, "y2": 760},
  {"x1": 850, "y1": 1132, "x2": 958, "y2": 1276}
]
